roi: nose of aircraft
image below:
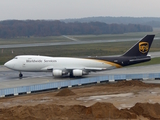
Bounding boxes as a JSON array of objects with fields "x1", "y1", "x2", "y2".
[{"x1": 4, "y1": 61, "x2": 14, "y2": 69}]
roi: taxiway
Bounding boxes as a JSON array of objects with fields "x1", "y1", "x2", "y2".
[{"x1": 0, "y1": 64, "x2": 160, "y2": 89}]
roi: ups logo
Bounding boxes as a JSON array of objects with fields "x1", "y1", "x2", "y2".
[{"x1": 139, "y1": 42, "x2": 149, "y2": 53}]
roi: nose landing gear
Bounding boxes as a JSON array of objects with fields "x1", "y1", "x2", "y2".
[{"x1": 19, "y1": 72, "x2": 23, "y2": 78}]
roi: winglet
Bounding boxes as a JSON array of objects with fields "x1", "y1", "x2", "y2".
[{"x1": 122, "y1": 35, "x2": 155, "y2": 57}]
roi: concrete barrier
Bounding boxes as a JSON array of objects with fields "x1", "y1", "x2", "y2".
[{"x1": 0, "y1": 73, "x2": 160, "y2": 97}]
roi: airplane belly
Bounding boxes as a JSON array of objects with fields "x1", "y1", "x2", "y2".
[
  {"x1": 52, "y1": 58, "x2": 116, "y2": 70},
  {"x1": 19, "y1": 64, "x2": 39, "y2": 71},
  {"x1": 84, "y1": 60, "x2": 116, "y2": 70},
  {"x1": 27, "y1": 64, "x2": 43, "y2": 71}
]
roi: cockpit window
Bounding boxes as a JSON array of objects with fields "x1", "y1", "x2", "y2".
[{"x1": 14, "y1": 57, "x2": 18, "y2": 59}]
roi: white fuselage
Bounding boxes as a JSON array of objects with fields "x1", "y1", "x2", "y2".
[{"x1": 4, "y1": 55, "x2": 119, "y2": 72}]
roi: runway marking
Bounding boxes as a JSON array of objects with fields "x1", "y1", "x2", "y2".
[{"x1": 62, "y1": 35, "x2": 78, "y2": 41}]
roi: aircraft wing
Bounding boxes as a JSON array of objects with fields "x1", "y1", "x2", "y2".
[{"x1": 41, "y1": 66, "x2": 107, "y2": 71}]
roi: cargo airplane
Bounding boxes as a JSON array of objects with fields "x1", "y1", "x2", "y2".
[{"x1": 4, "y1": 35, "x2": 155, "y2": 78}]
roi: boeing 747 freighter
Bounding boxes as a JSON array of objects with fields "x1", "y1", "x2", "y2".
[{"x1": 4, "y1": 35, "x2": 155, "y2": 78}]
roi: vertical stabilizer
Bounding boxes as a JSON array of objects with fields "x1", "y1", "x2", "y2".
[{"x1": 122, "y1": 35, "x2": 155, "y2": 57}]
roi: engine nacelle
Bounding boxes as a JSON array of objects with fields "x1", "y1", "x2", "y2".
[
  {"x1": 73, "y1": 69, "x2": 83, "y2": 77},
  {"x1": 52, "y1": 70, "x2": 62, "y2": 77}
]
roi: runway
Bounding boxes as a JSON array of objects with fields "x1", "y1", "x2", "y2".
[{"x1": 0, "y1": 64, "x2": 160, "y2": 89}]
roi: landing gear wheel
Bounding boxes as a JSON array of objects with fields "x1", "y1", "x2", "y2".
[
  {"x1": 69, "y1": 71, "x2": 74, "y2": 78},
  {"x1": 19, "y1": 73, "x2": 23, "y2": 78}
]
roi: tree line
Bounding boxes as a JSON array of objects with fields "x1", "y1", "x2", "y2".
[{"x1": 0, "y1": 20, "x2": 153, "y2": 38}]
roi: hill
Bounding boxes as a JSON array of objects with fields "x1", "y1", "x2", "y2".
[{"x1": 62, "y1": 16, "x2": 160, "y2": 28}]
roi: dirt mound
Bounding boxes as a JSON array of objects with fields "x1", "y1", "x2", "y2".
[
  {"x1": 130, "y1": 103, "x2": 160, "y2": 119},
  {"x1": 90, "y1": 102, "x2": 137, "y2": 119},
  {"x1": 0, "y1": 104, "x2": 65, "y2": 120},
  {"x1": 0, "y1": 102, "x2": 137, "y2": 120},
  {"x1": 115, "y1": 80, "x2": 148, "y2": 87},
  {"x1": 55, "y1": 88, "x2": 76, "y2": 96},
  {"x1": 1, "y1": 102, "x2": 160, "y2": 120}
]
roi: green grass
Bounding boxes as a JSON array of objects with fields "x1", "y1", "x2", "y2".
[
  {"x1": 131, "y1": 57, "x2": 160, "y2": 67},
  {"x1": 0, "y1": 36, "x2": 72, "y2": 45}
]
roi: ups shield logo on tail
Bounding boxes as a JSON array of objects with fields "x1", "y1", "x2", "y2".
[{"x1": 139, "y1": 42, "x2": 149, "y2": 54}]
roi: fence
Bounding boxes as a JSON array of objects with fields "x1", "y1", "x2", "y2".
[{"x1": 0, "y1": 73, "x2": 160, "y2": 97}]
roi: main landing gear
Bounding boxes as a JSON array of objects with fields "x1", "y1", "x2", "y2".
[
  {"x1": 19, "y1": 72, "x2": 23, "y2": 78},
  {"x1": 69, "y1": 71, "x2": 74, "y2": 78}
]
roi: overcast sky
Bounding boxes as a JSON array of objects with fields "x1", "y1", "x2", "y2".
[{"x1": 0, "y1": 0, "x2": 160, "y2": 20}]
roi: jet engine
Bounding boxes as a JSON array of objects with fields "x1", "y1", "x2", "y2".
[
  {"x1": 73, "y1": 69, "x2": 82, "y2": 76},
  {"x1": 52, "y1": 70, "x2": 62, "y2": 77},
  {"x1": 52, "y1": 69, "x2": 69, "y2": 77},
  {"x1": 73, "y1": 69, "x2": 89, "y2": 77}
]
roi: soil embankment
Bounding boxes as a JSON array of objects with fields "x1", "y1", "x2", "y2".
[
  {"x1": 0, "y1": 80, "x2": 160, "y2": 120},
  {"x1": 0, "y1": 102, "x2": 160, "y2": 120}
]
